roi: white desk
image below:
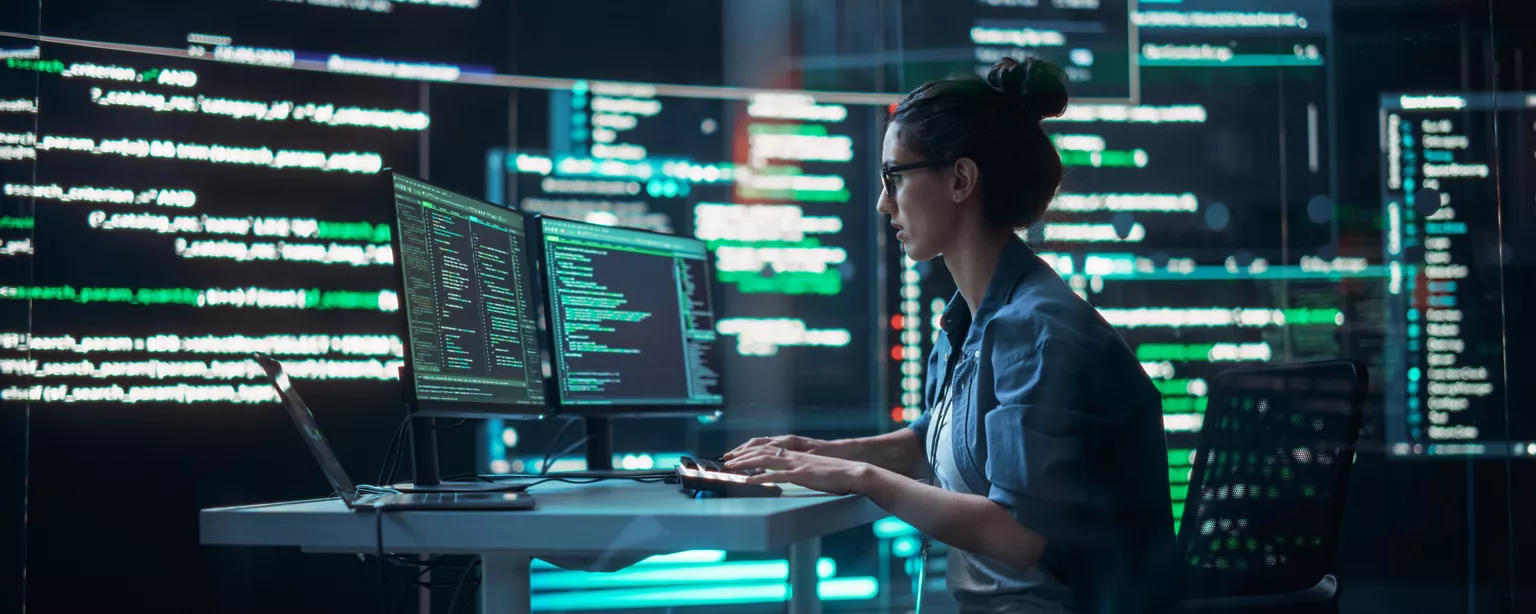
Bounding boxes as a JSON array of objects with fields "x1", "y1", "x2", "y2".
[{"x1": 200, "y1": 481, "x2": 887, "y2": 614}]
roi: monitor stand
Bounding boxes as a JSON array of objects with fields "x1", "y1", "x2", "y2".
[
  {"x1": 585, "y1": 417, "x2": 616, "y2": 472},
  {"x1": 393, "y1": 416, "x2": 529, "y2": 493}
]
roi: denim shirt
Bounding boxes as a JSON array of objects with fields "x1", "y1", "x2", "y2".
[{"x1": 910, "y1": 239, "x2": 1177, "y2": 614}]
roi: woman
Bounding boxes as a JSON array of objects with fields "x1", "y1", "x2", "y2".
[{"x1": 724, "y1": 56, "x2": 1176, "y2": 613}]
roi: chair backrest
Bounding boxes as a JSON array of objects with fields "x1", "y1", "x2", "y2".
[{"x1": 1175, "y1": 360, "x2": 1367, "y2": 599}]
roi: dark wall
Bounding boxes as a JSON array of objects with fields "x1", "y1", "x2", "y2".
[
  {"x1": 1331, "y1": 1, "x2": 1529, "y2": 612},
  {"x1": 509, "y1": 0, "x2": 724, "y2": 85}
]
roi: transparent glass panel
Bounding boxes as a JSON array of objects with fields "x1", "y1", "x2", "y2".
[{"x1": 0, "y1": 1, "x2": 40, "y2": 611}]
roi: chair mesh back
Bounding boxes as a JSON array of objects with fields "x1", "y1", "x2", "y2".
[{"x1": 1176, "y1": 360, "x2": 1366, "y2": 598}]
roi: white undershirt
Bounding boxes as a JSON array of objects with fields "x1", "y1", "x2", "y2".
[{"x1": 923, "y1": 376, "x2": 1073, "y2": 613}]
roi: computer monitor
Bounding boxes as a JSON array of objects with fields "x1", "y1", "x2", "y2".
[
  {"x1": 531, "y1": 215, "x2": 724, "y2": 416},
  {"x1": 390, "y1": 174, "x2": 550, "y2": 418}
]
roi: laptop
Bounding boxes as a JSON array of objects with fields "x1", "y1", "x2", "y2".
[{"x1": 252, "y1": 352, "x2": 536, "y2": 511}]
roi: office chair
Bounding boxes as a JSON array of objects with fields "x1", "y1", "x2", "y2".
[{"x1": 1170, "y1": 360, "x2": 1368, "y2": 614}]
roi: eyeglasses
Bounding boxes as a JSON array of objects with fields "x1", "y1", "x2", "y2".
[{"x1": 880, "y1": 159, "x2": 952, "y2": 197}]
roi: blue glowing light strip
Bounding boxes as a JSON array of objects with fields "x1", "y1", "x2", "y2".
[
  {"x1": 530, "y1": 577, "x2": 879, "y2": 611},
  {"x1": 873, "y1": 516, "x2": 918, "y2": 539},
  {"x1": 531, "y1": 559, "x2": 836, "y2": 591}
]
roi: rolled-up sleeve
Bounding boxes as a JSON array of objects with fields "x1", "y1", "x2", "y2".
[
  {"x1": 984, "y1": 338, "x2": 1120, "y2": 544},
  {"x1": 909, "y1": 407, "x2": 933, "y2": 442}
]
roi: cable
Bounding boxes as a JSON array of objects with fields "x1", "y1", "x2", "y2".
[
  {"x1": 436, "y1": 472, "x2": 504, "y2": 484},
  {"x1": 446, "y1": 557, "x2": 483, "y2": 614},
  {"x1": 361, "y1": 560, "x2": 489, "y2": 588},
  {"x1": 537, "y1": 418, "x2": 580, "y2": 475},
  {"x1": 517, "y1": 475, "x2": 669, "y2": 489},
  {"x1": 384, "y1": 429, "x2": 410, "y2": 487},
  {"x1": 358, "y1": 474, "x2": 674, "y2": 490},
  {"x1": 541, "y1": 435, "x2": 593, "y2": 476},
  {"x1": 431, "y1": 418, "x2": 470, "y2": 430},
  {"x1": 367, "y1": 495, "x2": 490, "y2": 613},
  {"x1": 386, "y1": 553, "x2": 477, "y2": 569},
  {"x1": 361, "y1": 471, "x2": 661, "y2": 610},
  {"x1": 376, "y1": 417, "x2": 409, "y2": 486},
  {"x1": 377, "y1": 415, "x2": 410, "y2": 487}
]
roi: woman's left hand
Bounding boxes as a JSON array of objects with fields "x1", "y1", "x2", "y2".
[{"x1": 725, "y1": 448, "x2": 872, "y2": 495}]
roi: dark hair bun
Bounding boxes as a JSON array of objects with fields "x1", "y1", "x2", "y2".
[{"x1": 985, "y1": 56, "x2": 1069, "y2": 121}]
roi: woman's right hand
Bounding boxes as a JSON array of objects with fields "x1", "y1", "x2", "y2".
[{"x1": 723, "y1": 434, "x2": 843, "y2": 461}]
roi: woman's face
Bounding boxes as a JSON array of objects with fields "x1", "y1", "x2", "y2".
[{"x1": 877, "y1": 122, "x2": 958, "y2": 262}]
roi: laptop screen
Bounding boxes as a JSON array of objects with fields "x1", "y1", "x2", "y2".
[{"x1": 253, "y1": 353, "x2": 359, "y2": 503}]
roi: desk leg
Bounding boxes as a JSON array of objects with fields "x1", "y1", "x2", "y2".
[
  {"x1": 480, "y1": 553, "x2": 531, "y2": 614},
  {"x1": 788, "y1": 538, "x2": 821, "y2": 614}
]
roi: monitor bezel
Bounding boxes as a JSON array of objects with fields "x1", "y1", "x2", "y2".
[
  {"x1": 388, "y1": 172, "x2": 554, "y2": 420},
  {"x1": 527, "y1": 213, "x2": 726, "y2": 418}
]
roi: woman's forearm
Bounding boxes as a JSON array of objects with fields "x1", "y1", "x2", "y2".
[
  {"x1": 856, "y1": 464, "x2": 1047, "y2": 571},
  {"x1": 829, "y1": 429, "x2": 926, "y2": 479}
]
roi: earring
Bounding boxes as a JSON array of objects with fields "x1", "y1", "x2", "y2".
[{"x1": 953, "y1": 194, "x2": 962, "y2": 202}]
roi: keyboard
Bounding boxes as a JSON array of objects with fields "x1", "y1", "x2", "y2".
[{"x1": 676, "y1": 456, "x2": 782, "y2": 498}]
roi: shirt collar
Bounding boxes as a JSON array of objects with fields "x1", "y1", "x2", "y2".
[{"x1": 939, "y1": 238, "x2": 1041, "y2": 337}]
